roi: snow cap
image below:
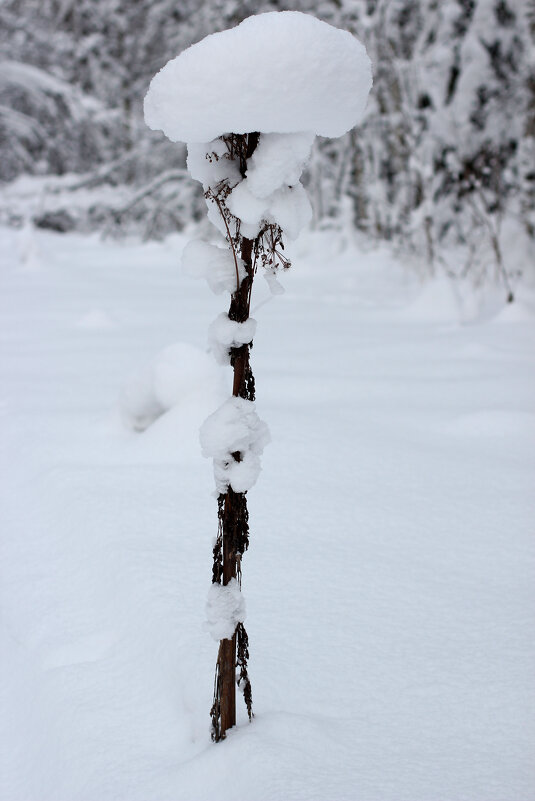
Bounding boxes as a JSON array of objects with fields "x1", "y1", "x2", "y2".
[{"x1": 144, "y1": 11, "x2": 372, "y2": 143}]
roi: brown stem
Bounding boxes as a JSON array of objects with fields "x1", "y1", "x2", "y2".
[
  {"x1": 212, "y1": 133, "x2": 259, "y2": 742},
  {"x1": 212, "y1": 193, "x2": 241, "y2": 293}
]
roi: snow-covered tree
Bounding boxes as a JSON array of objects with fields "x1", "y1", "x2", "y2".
[
  {"x1": 144, "y1": 10, "x2": 372, "y2": 741},
  {"x1": 1, "y1": 0, "x2": 533, "y2": 289},
  {"x1": 0, "y1": 59, "x2": 120, "y2": 182},
  {"x1": 337, "y1": 0, "x2": 535, "y2": 291}
]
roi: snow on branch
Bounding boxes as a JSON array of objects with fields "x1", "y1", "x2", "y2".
[
  {"x1": 208, "y1": 314, "x2": 257, "y2": 365},
  {"x1": 200, "y1": 397, "x2": 270, "y2": 494},
  {"x1": 206, "y1": 579, "x2": 246, "y2": 642}
]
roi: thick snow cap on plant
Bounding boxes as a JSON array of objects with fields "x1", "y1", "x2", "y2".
[{"x1": 144, "y1": 11, "x2": 372, "y2": 142}]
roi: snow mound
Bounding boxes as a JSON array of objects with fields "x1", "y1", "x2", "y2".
[
  {"x1": 144, "y1": 11, "x2": 372, "y2": 142},
  {"x1": 120, "y1": 342, "x2": 224, "y2": 432},
  {"x1": 205, "y1": 579, "x2": 246, "y2": 641}
]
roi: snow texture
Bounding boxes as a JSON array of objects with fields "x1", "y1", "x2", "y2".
[
  {"x1": 120, "y1": 342, "x2": 224, "y2": 431},
  {"x1": 227, "y1": 179, "x2": 312, "y2": 240},
  {"x1": 144, "y1": 11, "x2": 372, "y2": 142},
  {"x1": 1, "y1": 227, "x2": 535, "y2": 801},
  {"x1": 208, "y1": 313, "x2": 257, "y2": 365},
  {"x1": 186, "y1": 127, "x2": 315, "y2": 244},
  {"x1": 263, "y1": 267, "x2": 285, "y2": 296},
  {"x1": 199, "y1": 396, "x2": 270, "y2": 493},
  {"x1": 186, "y1": 139, "x2": 241, "y2": 189},
  {"x1": 181, "y1": 239, "x2": 246, "y2": 294},
  {"x1": 205, "y1": 578, "x2": 246, "y2": 641},
  {"x1": 266, "y1": 183, "x2": 312, "y2": 240},
  {"x1": 226, "y1": 182, "x2": 266, "y2": 229},
  {"x1": 120, "y1": 364, "x2": 165, "y2": 432},
  {"x1": 245, "y1": 132, "x2": 315, "y2": 198},
  {"x1": 187, "y1": 129, "x2": 314, "y2": 243}
]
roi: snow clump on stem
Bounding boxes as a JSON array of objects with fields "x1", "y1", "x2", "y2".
[
  {"x1": 206, "y1": 579, "x2": 246, "y2": 641},
  {"x1": 200, "y1": 397, "x2": 270, "y2": 494},
  {"x1": 208, "y1": 313, "x2": 257, "y2": 365}
]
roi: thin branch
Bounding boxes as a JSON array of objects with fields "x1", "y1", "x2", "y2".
[{"x1": 211, "y1": 193, "x2": 241, "y2": 293}]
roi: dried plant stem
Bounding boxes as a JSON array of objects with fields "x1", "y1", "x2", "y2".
[
  {"x1": 209, "y1": 131, "x2": 290, "y2": 741},
  {"x1": 211, "y1": 132, "x2": 258, "y2": 742},
  {"x1": 212, "y1": 193, "x2": 241, "y2": 293}
]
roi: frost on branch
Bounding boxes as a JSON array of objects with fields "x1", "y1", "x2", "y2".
[
  {"x1": 200, "y1": 397, "x2": 270, "y2": 494},
  {"x1": 206, "y1": 578, "x2": 246, "y2": 642}
]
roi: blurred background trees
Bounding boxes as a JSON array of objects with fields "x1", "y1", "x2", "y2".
[{"x1": 1, "y1": 0, "x2": 534, "y2": 287}]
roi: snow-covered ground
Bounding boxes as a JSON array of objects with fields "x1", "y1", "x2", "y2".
[{"x1": 1, "y1": 225, "x2": 534, "y2": 801}]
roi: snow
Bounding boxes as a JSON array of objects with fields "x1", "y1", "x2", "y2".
[
  {"x1": 262, "y1": 267, "x2": 285, "y2": 297},
  {"x1": 153, "y1": 343, "x2": 223, "y2": 411},
  {"x1": 244, "y1": 132, "x2": 316, "y2": 198},
  {"x1": 76, "y1": 308, "x2": 116, "y2": 329},
  {"x1": 144, "y1": 11, "x2": 372, "y2": 143},
  {"x1": 182, "y1": 239, "x2": 246, "y2": 294},
  {"x1": 227, "y1": 180, "x2": 313, "y2": 240},
  {"x1": 121, "y1": 341, "x2": 226, "y2": 432},
  {"x1": 206, "y1": 579, "x2": 246, "y2": 642},
  {"x1": 1, "y1": 225, "x2": 535, "y2": 800},
  {"x1": 186, "y1": 139, "x2": 242, "y2": 189},
  {"x1": 225, "y1": 180, "x2": 266, "y2": 233},
  {"x1": 185, "y1": 131, "x2": 316, "y2": 245},
  {"x1": 401, "y1": 275, "x2": 462, "y2": 321},
  {"x1": 200, "y1": 396, "x2": 270, "y2": 493},
  {"x1": 188, "y1": 131, "x2": 315, "y2": 245},
  {"x1": 265, "y1": 183, "x2": 313, "y2": 240},
  {"x1": 208, "y1": 313, "x2": 257, "y2": 365},
  {"x1": 120, "y1": 362, "x2": 166, "y2": 432}
]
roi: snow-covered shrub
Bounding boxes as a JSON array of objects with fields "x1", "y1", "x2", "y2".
[
  {"x1": 316, "y1": 0, "x2": 535, "y2": 294},
  {"x1": 120, "y1": 342, "x2": 224, "y2": 432}
]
